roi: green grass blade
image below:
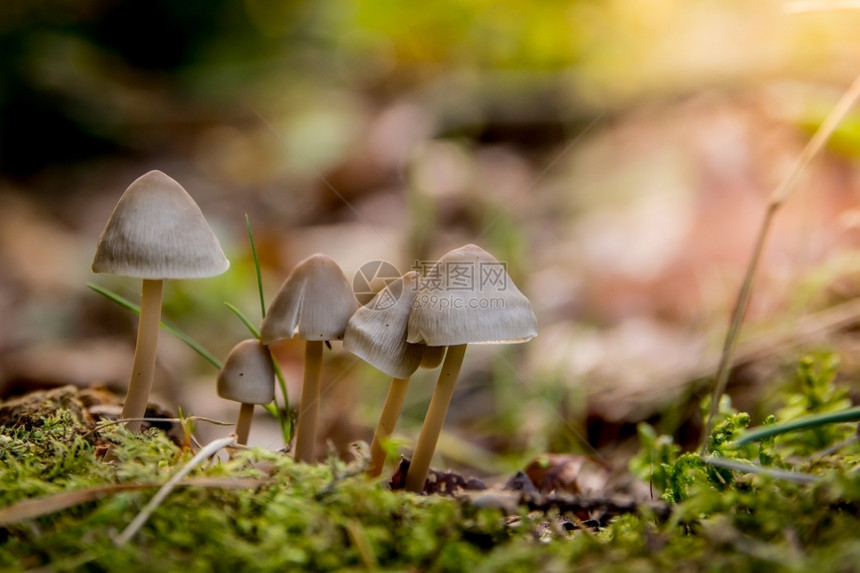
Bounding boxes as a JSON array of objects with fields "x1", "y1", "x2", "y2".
[
  {"x1": 270, "y1": 358, "x2": 292, "y2": 441},
  {"x1": 240, "y1": 218, "x2": 292, "y2": 441},
  {"x1": 224, "y1": 302, "x2": 261, "y2": 339},
  {"x1": 246, "y1": 214, "x2": 266, "y2": 319},
  {"x1": 735, "y1": 406, "x2": 860, "y2": 445},
  {"x1": 703, "y1": 456, "x2": 819, "y2": 484},
  {"x1": 87, "y1": 283, "x2": 223, "y2": 370}
]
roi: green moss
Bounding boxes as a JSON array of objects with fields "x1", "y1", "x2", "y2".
[
  {"x1": 6, "y1": 352, "x2": 860, "y2": 570},
  {"x1": 0, "y1": 412, "x2": 523, "y2": 571}
]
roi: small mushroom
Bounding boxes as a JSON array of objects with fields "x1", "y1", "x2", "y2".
[
  {"x1": 404, "y1": 244, "x2": 537, "y2": 493},
  {"x1": 217, "y1": 339, "x2": 276, "y2": 445},
  {"x1": 260, "y1": 254, "x2": 358, "y2": 462},
  {"x1": 92, "y1": 170, "x2": 229, "y2": 432},
  {"x1": 343, "y1": 271, "x2": 423, "y2": 476}
]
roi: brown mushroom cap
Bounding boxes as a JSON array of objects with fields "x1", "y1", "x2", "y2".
[
  {"x1": 344, "y1": 271, "x2": 423, "y2": 379},
  {"x1": 92, "y1": 170, "x2": 229, "y2": 279},
  {"x1": 217, "y1": 339, "x2": 275, "y2": 404},
  {"x1": 260, "y1": 254, "x2": 359, "y2": 343},
  {"x1": 406, "y1": 244, "x2": 538, "y2": 346}
]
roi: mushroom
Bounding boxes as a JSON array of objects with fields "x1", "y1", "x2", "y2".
[
  {"x1": 343, "y1": 271, "x2": 424, "y2": 476},
  {"x1": 92, "y1": 170, "x2": 229, "y2": 432},
  {"x1": 217, "y1": 339, "x2": 276, "y2": 445},
  {"x1": 403, "y1": 244, "x2": 537, "y2": 493},
  {"x1": 259, "y1": 254, "x2": 359, "y2": 462}
]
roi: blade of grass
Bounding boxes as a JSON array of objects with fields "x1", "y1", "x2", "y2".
[
  {"x1": 270, "y1": 358, "x2": 292, "y2": 442},
  {"x1": 88, "y1": 283, "x2": 222, "y2": 370},
  {"x1": 246, "y1": 214, "x2": 266, "y2": 319},
  {"x1": 115, "y1": 435, "x2": 237, "y2": 545},
  {"x1": 244, "y1": 215, "x2": 292, "y2": 443},
  {"x1": 224, "y1": 302, "x2": 261, "y2": 339},
  {"x1": 734, "y1": 406, "x2": 860, "y2": 446},
  {"x1": 701, "y1": 71, "x2": 860, "y2": 454},
  {"x1": 703, "y1": 457, "x2": 819, "y2": 484}
]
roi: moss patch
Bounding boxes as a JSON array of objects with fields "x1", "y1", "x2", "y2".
[{"x1": 4, "y1": 354, "x2": 860, "y2": 571}]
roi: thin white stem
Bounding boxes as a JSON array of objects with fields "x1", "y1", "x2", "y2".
[
  {"x1": 235, "y1": 403, "x2": 255, "y2": 445},
  {"x1": 122, "y1": 279, "x2": 163, "y2": 433},
  {"x1": 405, "y1": 344, "x2": 467, "y2": 493},
  {"x1": 115, "y1": 435, "x2": 236, "y2": 545},
  {"x1": 367, "y1": 377, "x2": 410, "y2": 477},
  {"x1": 294, "y1": 340, "x2": 323, "y2": 463}
]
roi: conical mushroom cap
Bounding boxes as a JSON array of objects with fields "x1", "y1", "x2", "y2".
[
  {"x1": 217, "y1": 339, "x2": 275, "y2": 404},
  {"x1": 260, "y1": 254, "x2": 359, "y2": 343},
  {"x1": 92, "y1": 170, "x2": 230, "y2": 279},
  {"x1": 344, "y1": 271, "x2": 423, "y2": 379},
  {"x1": 407, "y1": 244, "x2": 538, "y2": 346}
]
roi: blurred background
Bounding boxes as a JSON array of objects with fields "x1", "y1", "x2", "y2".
[{"x1": 3, "y1": 0, "x2": 860, "y2": 479}]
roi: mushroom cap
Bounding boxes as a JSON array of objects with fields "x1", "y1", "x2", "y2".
[
  {"x1": 92, "y1": 170, "x2": 230, "y2": 279},
  {"x1": 260, "y1": 254, "x2": 359, "y2": 343},
  {"x1": 406, "y1": 244, "x2": 538, "y2": 346},
  {"x1": 344, "y1": 271, "x2": 423, "y2": 379},
  {"x1": 217, "y1": 339, "x2": 275, "y2": 404}
]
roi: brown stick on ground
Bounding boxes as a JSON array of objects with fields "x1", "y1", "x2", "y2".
[{"x1": 701, "y1": 71, "x2": 860, "y2": 453}]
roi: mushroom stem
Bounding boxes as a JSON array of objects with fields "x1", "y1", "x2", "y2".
[
  {"x1": 367, "y1": 377, "x2": 411, "y2": 477},
  {"x1": 404, "y1": 344, "x2": 467, "y2": 493},
  {"x1": 294, "y1": 340, "x2": 323, "y2": 463},
  {"x1": 121, "y1": 279, "x2": 164, "y2": 433},
  {"x1": 235, "y1": 402, "x2": 256, "y2": 445}
]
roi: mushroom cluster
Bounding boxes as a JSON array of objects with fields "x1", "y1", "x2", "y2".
[
  {"x1": 93, "y1": 179, "x2": 536, "y2": 488},
  {"x1": 227, "y1": 243, "x2": 536, "y2": 485}
]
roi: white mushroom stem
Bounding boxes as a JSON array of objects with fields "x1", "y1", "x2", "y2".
[
  {"x1": 235, "y1": 402, "x2": 256, "y2": 445},
  {"x1": 367, "y1": 377, "x2": 411, "y2": 477},
  {"x1": 404, "y1": 344, "x2": 467, "y2": 493},
  {"x1": 121, "y1": 279, "x2": 164, "y2": 433},
  {"x1": 294, "y1": 340, "x2": 323, "y2": 463}
]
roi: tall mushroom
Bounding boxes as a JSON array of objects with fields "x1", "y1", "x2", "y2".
[
  {"x1": 92, "y1": 170, "x2": 229, "y2": 433},
  {"x1": 259, "y1": 254, "x2": 358, "y2": 463},
  {"x1": 217, "y1": 339, "x2": 276, "y2": 445},
  {"x1": 343, "y1": 271, "x2": 424, "y2": 476},
  {"x1": 404, "y1": 244, "x2": 537, "y2": 493}
]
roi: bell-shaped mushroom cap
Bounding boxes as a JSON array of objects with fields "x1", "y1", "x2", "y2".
[
  {"x1": 92, "y1": 170, "x2": 230, "y2": 280},
  {"x1": 407, "y1": 244, "x2": 538, "y2": 346},
  {"x1": 217, "y1": 339, "x2": 275, "y2": 404},
  {"x1": 260, "y1": 254, "x2": 359, "y2": 343},
  {"x1": 344, "y1": 271, "x2": 423, "y2": 379}
]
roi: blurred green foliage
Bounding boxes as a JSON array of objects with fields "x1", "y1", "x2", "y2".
[{"x1": 0, "y1": 0, "x2": 586, "y2": 176}]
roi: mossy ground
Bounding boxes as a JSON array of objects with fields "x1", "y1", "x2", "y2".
[{"x1": 4, "y1": 354, "x2": 860, "y2": 572}]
